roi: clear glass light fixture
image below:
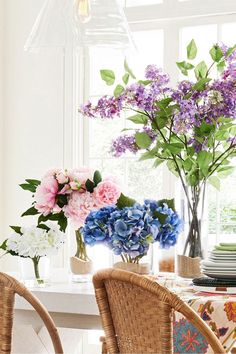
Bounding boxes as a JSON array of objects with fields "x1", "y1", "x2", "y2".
[{"x1": 24, "y1": 0, "x2": 133, "y2": 51}]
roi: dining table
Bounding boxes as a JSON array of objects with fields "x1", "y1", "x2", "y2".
[{"x1": 14, "y1": 272, "x2": 236, "y2": 353}]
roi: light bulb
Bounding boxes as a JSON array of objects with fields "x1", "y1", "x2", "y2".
[{"x1": 74, "y1": 0, "x2": 91, "y2": 24}]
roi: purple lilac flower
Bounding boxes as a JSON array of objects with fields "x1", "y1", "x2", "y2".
[
  {"x1": 111, "y1": 134, "x2": 138, "y2": 157},
  {"x1": 80, "y1": 95, "x2": 123, "y2": 119},
  {"x1": 145, "y1": 65, "x2": 169, "y2": 86},
  {"x1": 125, "y1": 83, "x2": 155, "y2": 111},
  {"x1": 111, "y1": 126, "x2": 157, "y2": 157}
]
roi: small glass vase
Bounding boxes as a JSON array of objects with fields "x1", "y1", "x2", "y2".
[
  {"x1": 19, "y1": 256, "x2": 51, "y2": 288},
  {"x1": 70, "y1": 229, "x2": 93, "y2": 283}
]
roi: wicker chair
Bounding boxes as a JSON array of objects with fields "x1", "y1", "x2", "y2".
[
  {"x1": 0, "y1": 272, "x2": 63, "y2": 354},
  {"x1": 93, "y1": 269, "x2": 226, "y2": 354}
]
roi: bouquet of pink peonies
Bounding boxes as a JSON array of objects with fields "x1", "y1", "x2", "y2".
[{"x1": 20, "y1": 167, "x2": 121, "y2": 261}]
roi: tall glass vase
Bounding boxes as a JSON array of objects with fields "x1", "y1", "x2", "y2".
[
  {"x1": 70, "y1": 229, "x2": 93, "y2": 282},
  {"x1": 177, "y1": 183, "x2": 206, "y2": 278}
]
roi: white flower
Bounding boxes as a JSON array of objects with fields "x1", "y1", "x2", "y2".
[{"x1": 6, "y1": 224, "x2": 65, "y2": 258}]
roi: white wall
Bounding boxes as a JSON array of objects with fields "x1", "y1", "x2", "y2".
[
  {"x1": 1, "y1": 0, "x2": 69, "y2": 270},
  {"x1": 0, "y1": 0, "x2": 4, "y2": 249}
]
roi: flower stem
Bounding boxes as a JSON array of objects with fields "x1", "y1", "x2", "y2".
[
  {"x1": 75, "y1": 229, "x2": 89, "y2": 261},
  {"x1": 32, "y1": 257, "x2": 44, "y2": 285}
]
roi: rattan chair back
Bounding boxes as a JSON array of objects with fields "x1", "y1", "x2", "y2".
[
  {"x1": 0, "y1": 272, "x2": 63, "y2": 354},
  {"x1": 93, "y1": 269, "x2": 225, "y2": 354}
]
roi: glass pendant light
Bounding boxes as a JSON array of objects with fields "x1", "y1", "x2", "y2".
[{"x1": 24, "y1": 0, "x2": 133, "y2": 51}]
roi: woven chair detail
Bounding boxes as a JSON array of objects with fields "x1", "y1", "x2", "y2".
[
  {"x1": 93, "y1": 268, "x2": 226, "y2": 354},
  {"x1": 0, "y1": 272, "x2": 63, "y2": 354}
]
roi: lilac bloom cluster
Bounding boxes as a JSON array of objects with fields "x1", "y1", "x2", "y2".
[
  {"x1": 111, "y1": 126, "x2": 157, "y2": 157},
  {"x1": 81, "y1": 44, "x2": 236, "y2": 156}
]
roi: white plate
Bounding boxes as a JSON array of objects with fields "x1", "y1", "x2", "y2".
[
  {"x1": 201, "y1": 260, "x2": 236, "y2": 268},
  {"x1": 193, "y1": 285, "x2": 236, "y2": 294},
  {"x1": 211, "y1": 251, "x2": 236, "y2": 255},
  {"x1": 209, "y1": 257, "x2": 236, "y2": 261},
  {"x1": 203, "y1": 272, "x2": 236, "y2": 279}
]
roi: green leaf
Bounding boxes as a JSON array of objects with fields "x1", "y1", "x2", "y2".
[
  {"x1": 116, "y1": 193, "x2": 136, "y2": 209},
  {"x1": 208, "y1": 176, "x2": 220, "y2": 191},
  {"x1": 85, "y1": 179, "x2": 94, "y2": 193},
  {"x1": 154, "y1": 115, "x2": 168, "y2": 129},
  {"x1": 9, "y1": 226, "x2": 22, "y2": 234},
  {"x1": 56, "y1": 194, "x2": 68, "y2": 208},
  {"x1": 21, "y1": 206, "x2": 39, "y2": 217},
  {"x1": 176, "y1": 61, "x2": 194, "y2": 75},
  {"x1": 37, "y1": 224, "x2": 50, "y2": 231},
  {"x1": 139, "y1": 151, "x2": 156, "y2": 161},
  {"x1": 100, "y1": 69, "x2": 115, "y2": 86},
  {"x1": 93, "y1": 170, "x2": 102, "y2": 186},
  {"x1": 124, "y1": 59, "x2": 136, "y2": 79},
  {"x1": 183, "y1": 158, "x2": 194, "y2": 171},
  {"x1": 19, "y1": 179, "x2": 40, "y2": 193},
  {"x1": 135, "y1": 132, "x2": 152, "y2": 149},
  {"x1": 153, "y1": 211, "x2": 167, "y2": 224},
  {"x1": 194, "y1": 61, "x2": 208, "y2": 79},
  {"x1": 217, "y1": 166, "x2": 235, "y2": 178},
  {"x1": 128, "y1": 114, "x2": 148, "y2": 125},
  {"x1": 187, "y1": 172, "x2": 198, "y2": 186},
  {"x1": 163, "y1": 142, "x2": 184, "y2": 154},
  {"x1": 25, "y1": 179, "x2": 40, "y2": 186},
  {"x1": 215, "y1": 130, "x2": 230, "y2": 141},
  {"x1": 39, "y1": 212, "x2": 68, "y2": 232},
  {"x1": 122, "y1": 73, "x2": 129, "y2": 85},
  {"x1": 226, "y1": 45, "x2": 236, "y2": 57},
  {"x1": 209, "y1": 45, "x2": 223, "y2": 62},
  {"x1": 158, "y1": 198, "x2": 176, "y2": 211},
  {"x1": 114, "y1": 84, "x2": 124, "y2": 97},
  {"x1": 138, "y1": 80, "x2": 152, "y2": 85},
  {"x1": 187, "y1": 39, "x2": 197, "y2": 60},
  {"x1": 166, "y1": 160, "x2": 179, "y2": 178},
  {"x1": 153, "y1": 158, "x2": 164, "y2": 168},
  {"x1": 156, "y1": 98, "x2": 172, "y2": 109},
  {"x1": 192, "y1": 78, "x2": 211, "y2": 91},
  {"x1": 197, "y1": 150, "x2": 212, "y2": 177}
]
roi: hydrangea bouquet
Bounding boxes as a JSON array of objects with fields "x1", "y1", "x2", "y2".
[
  {"x1": 81, "y1": 40, "x2": 236, "y2": 259},
  {"x1": 82, "y1": 198, "x2": 182, "y2": 264},
  {"x1": 20, "y1": 168, "x2": 121, "y2": 262},
  {"x1": 0, "y1": 223, "x2": 65, "y2": 284}
]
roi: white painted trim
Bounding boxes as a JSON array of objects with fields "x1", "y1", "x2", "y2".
[{"x1": 125, "y1": 0, "x2": 236, "y2": 23}]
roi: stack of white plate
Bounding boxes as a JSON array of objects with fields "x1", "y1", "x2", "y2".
[{"x1": 201, "y1": 249, "x2": 236, "y2": 279}]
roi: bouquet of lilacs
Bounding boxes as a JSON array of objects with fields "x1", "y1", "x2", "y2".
[
  {"x1": 0, "y1": 223, "x2": 65, "y2": 284},
  {"x1": 81, "y1": 40, "x2": 236, "y2": 259},
  {"x1": 20, "y1": 167, "x2": 121, "y2": 261},
  {"x1": 82, "y1": 198, "x2": 182, "y2": 264}
]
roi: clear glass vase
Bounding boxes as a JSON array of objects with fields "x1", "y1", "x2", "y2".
[
  {"x1": 19, "y1": 256, "x2": 51, "y2": 288},
  {"x1": 70, "y1": 229, "x2": 93, "y2": 283}
]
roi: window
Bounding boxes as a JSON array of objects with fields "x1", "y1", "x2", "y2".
[{"x1": 73, "y1": 0, "x2": 236, "y2": 269}]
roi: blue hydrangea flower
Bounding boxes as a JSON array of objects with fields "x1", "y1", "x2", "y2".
[
  {"x1": 82, "y1": 205, "x2": 116, "y2": 246},
  {"x1": 107, "y1": 204, "x2": 159, "y2": 259},
  {"x1": 144, "y1": 200, "x2": 183, "y2": 249}
]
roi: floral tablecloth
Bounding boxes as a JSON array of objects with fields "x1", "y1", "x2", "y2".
[{"x1": 157, "y1": 275, "x2": 236, "y2": 353}]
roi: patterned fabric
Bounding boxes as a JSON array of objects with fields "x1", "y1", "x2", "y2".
[{"x1": 173, "y1": 292, "x2": 236, "y2": 353}]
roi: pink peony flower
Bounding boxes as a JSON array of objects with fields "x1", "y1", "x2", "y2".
[
  {"x1": 56, "y1": 171, "x2": 69, "y2": 184},
  {"x1": 34, "y1": 176, "x2": 59, "y2": 216},
  {"x1": 63, "y1": 191, "x2": 99, "y2": 228},
  {"x1": 93, "y1": 180, "x2": 121, "y2": 207},
  {"x1": 68, "y1": 167, "x2": 93, "y2": 185}
]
